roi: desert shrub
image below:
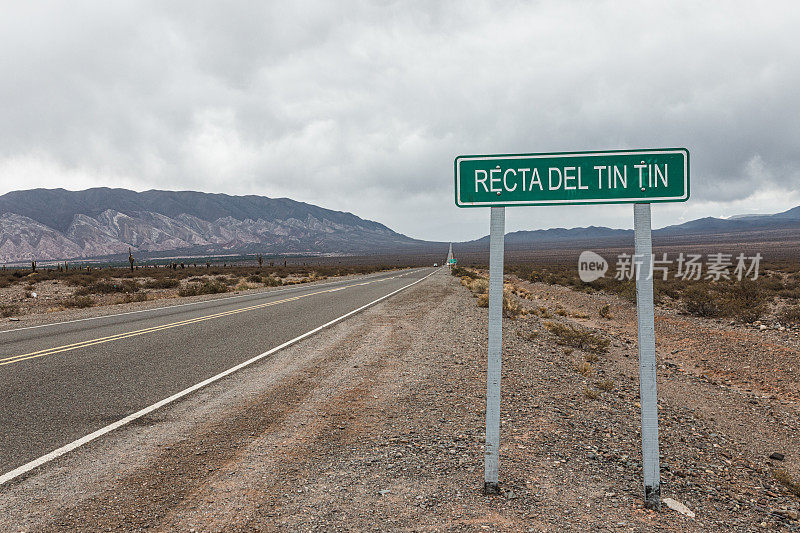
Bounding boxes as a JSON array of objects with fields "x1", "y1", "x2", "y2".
[
  {"x1": 234, "y1": 280, "x2": 256, "y2": 291},
  {"x1": 720, "y1": 280, "x2": 768, "y2": 322},
  {"x1": 1, "y1": 304, "x2": 20, "y2": 317},
  {"x1": 121, "y1": 293, "x2": 148, "y2": 303},
  {"x1": 75, "y1": 280, "x2": 139, "y2": 295},
  {"x1": 599, "y1": 304, "x2": 613, "y2": 319},
  {"x1": 773, "y1": 469, "x2": 800, "y2": 497},
  {"x1": 502, "y1": 290, "x2": 523, "y2": 318},
  {"x1": 63, "y1": 296, "x2": 95, "y2": 308},
  {"x1": 595, "y1": 379, "x2": 615, "y2": 391},
  {"x1": 574, "y1": 361, "x2": 593, "y2": 375},
  {"x1": 683, "y1": 285, "x2": 719, "y2": 317},
  {"x1": 142, "y1": 278, "x2": 179, "y2": 289},
  {"x1": 758, "y1": 276, "x2": 785, "y2": 292},
  {"x1": 475, "y1": 290, "x2": 523, "y2": 318},
  {"x1": 779, "y1": 305, "x2": 800, "y2": 324},
  {"x1": 654, "y1": 278, "x2": 683, "y2": 303},
  {"x1": 778, "y1": 288, "x2": 800, "y2": 300},
  {"x1": 247, "y1": 274, "x2": 262, "y2": 283},
  {"x1": 451, "y1": 266, "x2": 478, "y2": 279},
  {"x1": 263, "y1": 275, "x2": 282, "y2": 287},
  {"x1": 178, "y1": 281, "x2": 229, "y2": 297},
  {"x1": 583, "y1": 386, "x2": 601, "y2": 400},
  {"x1": 518, "y1": 330, "x2": 539, "y2": 341},
  {"x1": 544, "y1": 321, "x2": 609, "y2": 354},
  {"x1": 469, "y1": 278, "x2": 488, "y2": 295}
]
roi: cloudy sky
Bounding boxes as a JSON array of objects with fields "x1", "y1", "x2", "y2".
[{"x1": 1, "y1": 1, "x2": 799, "y2": 241}]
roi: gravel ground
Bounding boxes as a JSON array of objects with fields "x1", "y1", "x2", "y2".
[{"x1": 1, "y1": 269, "x2": 798, "y2": 531}]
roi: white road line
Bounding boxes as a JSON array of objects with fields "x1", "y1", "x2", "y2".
[
  {"x1": 0, "y1": 268, "x2": 419, "y2": 335},
  {"x1": 0, "y1": 268, "x2": 438, "y2": 486}
]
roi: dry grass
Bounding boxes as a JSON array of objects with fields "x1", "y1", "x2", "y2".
[
  {"x1": 502, "y1": 290, "x2": 524, "y2": 318},
  {"x1": 234, "y1": 280, "x2": 256, "y2": 291},
  {"x1": 263, "y1": 275, "x2": 283, "y2": 287},
  {"x1": 505, "y1": 261, "x2": 794, "y2": 324},
  {"x1": 118, "y1": 293, "x2": 148, "y2": 304},
  {"x1": 518, "y1": 330, "x2": 540, "y2": 341},
  {"x1": 599, "y1": 303, "x2": 613, "y2": 319},
  {"x1": 62, "y1": 296, "x2": 95, "y2": 308},
  {"x1": 773, "y1": 469, "x2": 800, "y2": 497},
  {"x1": 595, "y1": 379, "x2": 615, "y2": 391},
  {"x1": 583, "y1": 386, "x2": 601, "y2": 400},
  {"x1": 0, "y1": 304, "x2": 20, "y2": 317},
  {"x1": 142, "y1": 278, "x2": 180, "y2": 289},
  {"x1": 469, "y1": 279, "x2": 489, "y2": 295},
  {"x1": 544, "y1": 321, "x2": 610, "y2": 354},
  {"x1": 178, "y1": 280, "x2": 229, "y2": 297},
  {"x1": 574, "y1": 361, "x2": 593, "y2": 376},
  {"x1": 474, "y1": 288, "x2": 525, "y2": 319},
  {"x1": 778, "y1": 305, "x2": 800, "y2": 324}
]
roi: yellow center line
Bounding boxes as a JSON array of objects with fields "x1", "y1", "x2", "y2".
[{"x1": 0, "y1": 276, "x2": 395, "y2": 368}]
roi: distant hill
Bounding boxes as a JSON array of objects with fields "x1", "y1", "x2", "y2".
[
  {"x1": 0, "y1": 188, "x2": 438, "y2": 263},
  {"x1": 459, "y1": 206, "x2": 800, "y2": 250},
  {"x1": 2, "y1": 187, "x2": 799, "y2": 263}
]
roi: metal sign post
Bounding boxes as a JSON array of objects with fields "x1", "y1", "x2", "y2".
[
  {"x1": 633, "y1": 202, "x2": 661, "y2": 510},
  {"x1": 454, "y1": 148, "x2": 688, "y2": 507},
  {"x1": 484, "y1": 206, "x2": 505, "y2": 493}
]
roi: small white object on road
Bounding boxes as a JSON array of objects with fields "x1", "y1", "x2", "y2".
[{"x1": 663, "y1": 497, "x2": 695, "y2": 518}]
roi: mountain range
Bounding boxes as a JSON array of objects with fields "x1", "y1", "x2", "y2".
[
  {"x1": 462, "y1": 207, "x2": 800, "y2": 249},
  {"x1": 0, "y1": 188, "x2": 430, "y2": 263},
  {"x1": 1, "y1": 188, "x2": 799, "y2": 263}
]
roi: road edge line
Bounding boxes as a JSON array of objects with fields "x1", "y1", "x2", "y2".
[{"x1": 0, "y1": 268, "x2": 439, "y2": 486}]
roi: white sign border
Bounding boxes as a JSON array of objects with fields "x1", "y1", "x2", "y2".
[{"x1": 455, "y1": 149, "x2": 689, "y2": 207}]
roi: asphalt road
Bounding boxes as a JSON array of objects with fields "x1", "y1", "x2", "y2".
[{"x1": 0, "y1": 268, "x2": 435, "y2": 475}]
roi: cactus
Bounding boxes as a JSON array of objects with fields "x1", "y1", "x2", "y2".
[
  {"x1": 128, "y1": 247, "x2": 135, "y2": 271},
  {"x1": 257, "y1": 254, "x2": 263, "y2": 267},
  {"x1": 31, "y1": 259, "x2": 37, "y2": 272}
]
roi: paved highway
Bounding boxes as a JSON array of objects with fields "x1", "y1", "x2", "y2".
[{"x1": 0, "y1": 268, "x2": 435, "y2": 478}]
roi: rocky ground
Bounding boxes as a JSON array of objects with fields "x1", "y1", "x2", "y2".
[{"x1": 1, "y1": 269, "x2": 798, "y2": 531}]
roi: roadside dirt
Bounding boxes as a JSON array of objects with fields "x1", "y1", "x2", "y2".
[
  {"x1": 0, "y1": 271, "x2": 371, "y2": 332},
  {"x1": 1, "y1": 269, "x2": 798, "y2": 531}
]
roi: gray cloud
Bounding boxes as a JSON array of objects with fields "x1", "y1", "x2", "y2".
[{"x1": 1, "y1": 1, "x2": 799, "y2": 241}]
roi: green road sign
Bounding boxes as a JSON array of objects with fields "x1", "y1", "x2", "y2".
[
  {"x1": 449, "y1": 258, "x2": 456, "y2": 264},
  {"x1": 455, "y1": 148, "x2": 689, "y2": 207}
]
